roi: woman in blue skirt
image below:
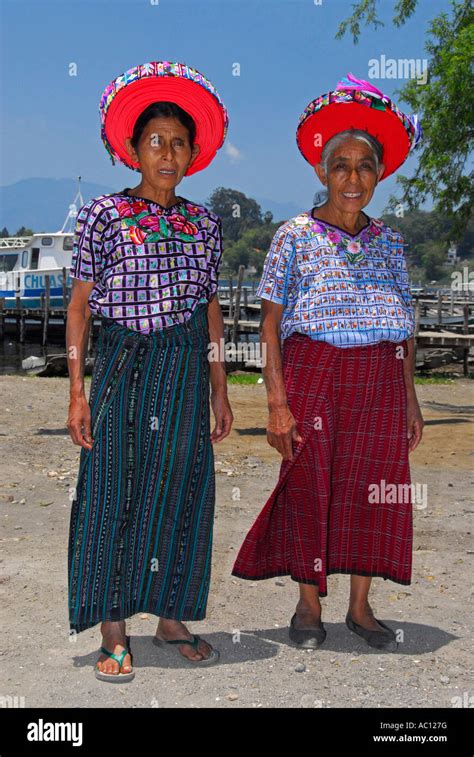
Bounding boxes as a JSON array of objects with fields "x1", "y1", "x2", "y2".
[{"x1": 66, "y1": 61, "x2": 232, "y2": 681}]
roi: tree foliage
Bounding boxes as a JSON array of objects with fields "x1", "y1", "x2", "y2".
[
  {"x1": 382, "y1": 209, "x2": 473, "y2": 282},
  {"x1": 207, "y1": 187, "x2": 273, "y2": 243},
  {"x1": 337, "y1": 0, "x2": 473, "y2": 241}
]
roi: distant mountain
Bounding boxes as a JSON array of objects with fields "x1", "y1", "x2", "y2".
[
  {"x1": 253, "y1": 196, "x2": 307, "y2": 224},
  {"x1": 0, "y1": 178, "x2": 303, "y2": 234},
  {"x1": 0, "y1": 178, "x2": 116, "y2": 234}
]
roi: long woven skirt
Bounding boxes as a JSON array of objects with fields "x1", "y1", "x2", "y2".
[
  {"x1": 68, "y1": 303, "x2": 215, "y2": 633},
  {"x1": 231, "y1": 333, "x2": 413, "y2": 596}
]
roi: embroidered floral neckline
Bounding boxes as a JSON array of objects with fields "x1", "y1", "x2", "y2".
[
  {"x1": 294, "y1": 210, "x2": 385, "y2": 265},
  {"x1": 115, "y1": 189, "x2": 205, "y2": 244},
  {"x1": 310, "y1": 211, "x2": 371, "y2": 238},
  {"x1": 119, "y1": 188, "x2": 186, "y2": 212}
]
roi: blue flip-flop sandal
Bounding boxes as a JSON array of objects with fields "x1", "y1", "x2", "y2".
[
  {"x1": 95, "y1": 634, "x2": 135, "y2": 682},
  {"x1": 153, "y1": 633, "x2": 220, "y2": 666}
]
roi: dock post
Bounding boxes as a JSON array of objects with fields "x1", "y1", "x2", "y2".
[
  {"x1": 15, "y1": 275, "x2": 23, "y2": 343},
  {"x1": 62, "y1": 267, "x2": 69, "y2": 328},
  {"x1": 463, "y1": 304, "x2": 469, "y2": 377},
  {"x1": 42, "y1": 275, "x2": 50, "y2": 346},
  {"x1": 0, "y1": 297, "x2": 4, "y2": 338},
  {"x1": 231, "y1": 265, "x2": 245, "y2": 345},
  {"x1": 414, "y1": 300, "x2": 420, "y2": 365},
  {"x1": 228, "y1": 275, "x2": 234, "y2": 319}
]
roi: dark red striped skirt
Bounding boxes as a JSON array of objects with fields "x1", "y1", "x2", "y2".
[{"x1": 231, "y1": 333, "x2": 413, "y2": 596}]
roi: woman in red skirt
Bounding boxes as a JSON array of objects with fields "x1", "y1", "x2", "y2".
[{"x1": 231, "y1": 74, "x2": 425, "y2": 649}]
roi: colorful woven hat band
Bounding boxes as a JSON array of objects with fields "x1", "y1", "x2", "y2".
[
  {"x1": 296, "y1": 73, "x2": 422, "y2": 180},
  {"x1": 99, "y1": 61, "x2": 229, "y2": 176}
]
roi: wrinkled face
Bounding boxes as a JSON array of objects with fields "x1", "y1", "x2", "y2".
[
  {"x1": 315, "y1": 137, "x2": 385, "y2": 212},
  {"x1": 125, "y1": 116, "x2": 200, "y2": 189}
]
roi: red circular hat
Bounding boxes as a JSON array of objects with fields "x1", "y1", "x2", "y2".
[
  {"x1": 296, "y1": 73, "x2": 422, "y2": 180},
  {"x1": 99, "y1": 61, "x2": 229, "y2": 176}
]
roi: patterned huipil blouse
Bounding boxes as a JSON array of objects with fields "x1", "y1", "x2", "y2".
[
  {"x1": 70, "y1": 189, "x2": 223, "y2": 334},
  {"x1": 256, "y1": 210, "x2": 415, "y2": 348}
]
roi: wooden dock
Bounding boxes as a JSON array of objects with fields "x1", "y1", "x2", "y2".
[{"x1": 1, "y1": 267, "x2": 474, "y2": 374}]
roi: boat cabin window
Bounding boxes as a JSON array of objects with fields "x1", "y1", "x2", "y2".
[
  {"x1": 0, "y1": 253, "x2": 19, "y2": 272},
  {"x1": 41, "y1": 237, "x2": 53, "y2": 246},
  {"x1": 21, "y1": 250, "x2": 28, "y2": 267},
  {"x1": 31, "y1": 248, "x2": 40, "y2": 270},
  {"x1": 63, "y1": 236, "x2": 73, "y2": 251}
]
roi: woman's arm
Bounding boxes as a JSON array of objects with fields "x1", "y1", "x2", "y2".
[
  {"x1": 260, "y1": 299, "x2": 302, "y2": 461},
  {"x1": 403, "y1": 335, "x2": 424, "y2": 452},
  {"x1": 207, "y1": 294, "x2": 233, "y2": 443},
  {"x1": 402, "y1": 336, "x2": 416, "y2": 397},
  {"x1": 387, "y1": 232, "x2": 423, "y2": 452},
  {"x1": 65, "y1": 280, "x2": 96, "y2": 450}
]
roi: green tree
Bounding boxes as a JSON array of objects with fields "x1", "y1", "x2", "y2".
[
  {"x1": 0, "y1": 226, "x2": 35, "y2": 237},
  {"x1": 222, "y1": 224, "x2": 279, "y2": 274},
  {"x1": 381, "y1": 208, "x2": 473, "y2": 282},
  {"x1": 418, "y1": 240, "x2": 447, "y2": 281},
  {"x1": 207, "y1": 187, "x2": 270, "y2": 242},
  {"x1": 337, "y1": 0, "x2": 473, "y2": 240}
]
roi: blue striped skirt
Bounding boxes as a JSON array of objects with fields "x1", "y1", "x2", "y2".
[{"x1": 68, "y1": 303, "x2": 215, "y2": 633}]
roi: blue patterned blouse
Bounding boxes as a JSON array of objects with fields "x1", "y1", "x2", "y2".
[{"x1": 256, "y1": 210, "x2": 415, "y2": 348}]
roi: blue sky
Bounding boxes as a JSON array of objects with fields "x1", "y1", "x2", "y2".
[{"x1": 1, "y1": 0, "x2": 450, "y2": 217}]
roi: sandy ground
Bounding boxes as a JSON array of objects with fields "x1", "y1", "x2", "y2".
[{"x1": 0, "y1": 374, "x2": 473, "y2": 709}]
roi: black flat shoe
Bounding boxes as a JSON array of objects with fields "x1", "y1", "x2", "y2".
[
  {"x1": 288, "y1": 613, "x2": 327, "y2": 648},
  {"x1": 345, "y1": 612, "x2": 397, "y2": 649}
]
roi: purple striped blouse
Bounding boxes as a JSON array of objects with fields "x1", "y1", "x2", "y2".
[{"x1": 70, "y1": 188, "x2": 223, "y2": 333}]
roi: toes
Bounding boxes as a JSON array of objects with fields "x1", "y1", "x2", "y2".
[
  {"x1": 194, "y1": 642, "x2": 211, "y2": 660},
  {"x1": 189, "y1": 652, "x2": 204, "y2": 661},
  {"x1": 98, "y1": 660, "x2": 118, "y2": 675},
  {"x1": 121, "y1": 655, "x2": 132, "y2": 672},
  {"x1": 180, "y1": 645, "x2": 203, "y2": 661},
  {"x1": 97, "y1": 654, "x2": 122, "y2": 675},
  {"x1": 156, "y1": 626, "x2": 212, "y2": 662},
  {"x1": 178, "y1": 642, "x2": 209, "y2": 661}
]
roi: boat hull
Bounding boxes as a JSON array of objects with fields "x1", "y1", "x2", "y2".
[{"x1": 0, "y1": 268, "x2": 73, "y2": 308}]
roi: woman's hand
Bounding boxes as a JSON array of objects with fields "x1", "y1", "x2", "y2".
[
  {"x1": 67, "y1": 394, "x2": 94, "y2": 450},
  {"x1": 267, "y1": 405, "x2": 302, "y2": 461},
  {"x1": 210, "y1": 389, "x2": 233, "y2": 443},
  {"x1": 406, "y1": 393, "x2": 424, "y2": 452},
  {"x1": 66, "y1": 283, "x2": 96, "y2": 451}
]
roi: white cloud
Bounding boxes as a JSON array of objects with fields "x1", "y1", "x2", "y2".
[{"x1": 225, "y1": 141, "x2": 243, "y2": 162}]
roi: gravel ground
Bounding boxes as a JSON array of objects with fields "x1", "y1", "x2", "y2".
[{"x1": 0, "y1": 375, "x2": 473, "y2": 708}]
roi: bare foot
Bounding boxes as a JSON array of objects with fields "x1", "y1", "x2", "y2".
[
  {"x1": 96, "y1": 620, "x2": 132, "y2": 675},
  {"x1": 155, "y1": 619, "x2": 214, "y2": 662}
]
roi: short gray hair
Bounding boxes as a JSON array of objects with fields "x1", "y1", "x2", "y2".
[{"x1": 320, "y1": 129, "x2": 383, "y2": 174}]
